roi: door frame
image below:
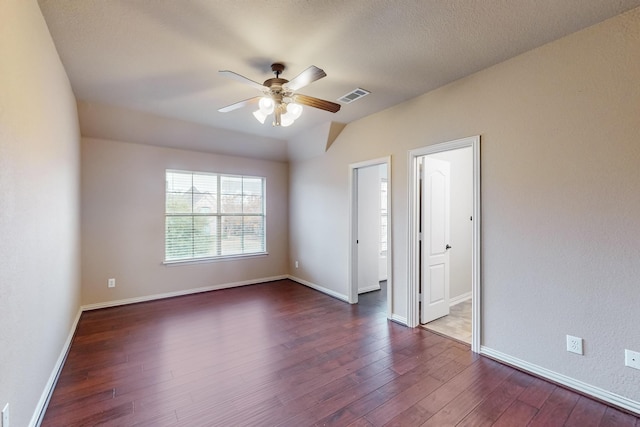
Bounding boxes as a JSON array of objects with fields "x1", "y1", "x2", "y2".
[
  {"x1": 407, "y1": 136, "x2": 481, "y2": 352},
  {"x1": 349, "y1": 156, "x2": 392, "y2": 320}
]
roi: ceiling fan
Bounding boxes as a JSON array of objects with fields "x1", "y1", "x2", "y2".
[{"x1": 218, "y1": 63, "x2": 341, "y2": 127}]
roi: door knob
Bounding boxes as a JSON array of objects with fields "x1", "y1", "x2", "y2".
[{"x1": 445, "y1": 244, "x2": 452, "y2": 250}]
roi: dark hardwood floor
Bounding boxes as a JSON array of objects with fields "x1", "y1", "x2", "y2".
[{"x1": 42, "y1": 279, "x2": 638, "y2": 426}]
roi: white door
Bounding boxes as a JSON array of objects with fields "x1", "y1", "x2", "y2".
[
  {"x1": 421, "y1": 156, "x2": 451, "y2": 324},
  {"x1": 357, "y1": 165, "x2": 382, "y2": 293}
]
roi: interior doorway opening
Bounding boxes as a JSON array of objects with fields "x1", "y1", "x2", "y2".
[
  {"x1": 349, "y1": 157, "x2": 392, "y2": 320},
  {"x1": 419, "y1": 148, "x2": 473, "y2": 344},
  {"x1": 408, "y1": 136, "x2": 481, "y2": 352}
]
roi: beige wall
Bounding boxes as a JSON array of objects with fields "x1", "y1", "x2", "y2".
[
  {"x1": 289, "y1": 7, "x2": 640, "y2": 402},
  {"x1": 0, "y1": 1, "x2": 81, "y2": 426},
  {"x1": 81, "y1": 138, "x2": 289, "y2": 305}
]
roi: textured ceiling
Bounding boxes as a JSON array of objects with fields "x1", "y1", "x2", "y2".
[{"x1": 39, "y1": 0, "x2": 640, "y2": 150}]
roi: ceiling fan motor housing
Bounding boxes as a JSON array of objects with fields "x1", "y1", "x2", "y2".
[{"x1": 271, "y1": 62, "x2": 286, "y2": 76}]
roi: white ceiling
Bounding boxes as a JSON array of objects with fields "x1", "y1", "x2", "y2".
[{"x1": 39, "y1": 0, "x2": 640, "y2": 149}]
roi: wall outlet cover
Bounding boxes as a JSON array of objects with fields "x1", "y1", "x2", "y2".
[
  {"x1": 625, "y1": 349, "x2": 640, "y2": 370},
  {"x1": 566, "y1": 335, "x2": 583, "y2": 355}
]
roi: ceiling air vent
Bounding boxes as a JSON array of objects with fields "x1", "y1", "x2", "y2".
[{"x1": 338, "y1": 88, "x2": 370, "y2": 104}]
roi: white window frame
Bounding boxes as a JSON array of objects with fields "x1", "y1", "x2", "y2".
[{"x1": 164, "y1": 169, "x2": 267, "y2": 264}]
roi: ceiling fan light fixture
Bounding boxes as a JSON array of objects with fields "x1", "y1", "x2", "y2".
[
  {"x1": 281, "y1": 112, "x2": 295, "y2": 127},
  {"x1": 287, "y1": 103, "x2": 303, "y2": 120},
  {"x1": 253, "y1": 109, "x2": 268, "y2": 124},
  {"x1": 258, "y1": 97, "x2": 275, "y2": 115},
  {"x1": 280, "y1": 102, "x2": 303, "y2": 127}
]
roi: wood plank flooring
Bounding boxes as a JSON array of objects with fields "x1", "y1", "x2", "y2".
[{"x1": 42, "y1": 279, "x2": 639, "y2": 426}]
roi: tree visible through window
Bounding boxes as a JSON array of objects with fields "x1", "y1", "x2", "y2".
[{"x1": 165, "y1": 170, "x2": 266, "y2": 262}]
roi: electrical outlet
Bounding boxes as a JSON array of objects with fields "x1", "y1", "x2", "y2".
[
  {"x1": 2, "y1": 403, "x2": 9, "y2": 427},
  {"x1": 625, "y1": 349, "x2": 640, "y2": 370},
  {"x1": 108, "y1": 278, "x2": 116, "y2": 288},
  {"x1": 295, "y1": 261, "x2": 299, "y2": 269},
  {"x1": 566, "y1": 335, "x2": 583, "y2": 355}
]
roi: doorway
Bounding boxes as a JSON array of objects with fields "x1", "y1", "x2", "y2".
[
  {"x1": 407, "y1": 136, "x2": 481, "y2": 352},
  {"x1": 349, "y1": 157, "x2": 392, "y2": 319},
  {"x1": 420, "y1": 148, "x2": 472, "y2": 344}
]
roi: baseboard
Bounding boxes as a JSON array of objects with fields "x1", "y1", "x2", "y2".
[
  {"x1": 358, "y1": 284, "x2": 381, "y2": 294},
  {"x1": 81, "y1": 275, "x2": 288, "y2": 311},
  {"x1": 450, "y1": 291, "x2": 472, "y2": 307},
  {"x1": 30, "y1": 308, "x2": 82, "y2": 427},
  {"x1": 481, "y1": 346, "x2": 640, "y2": 416},
  {"x1": 287, "y1": 275, "x2": 349, "y2": 302}
]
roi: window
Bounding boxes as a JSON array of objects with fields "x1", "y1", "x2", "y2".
[
  {"x1": 380, "y1": 178, "x2": 388, "y2": 256},
  {"x1": 165, "y1": 170, "x2": 266, "y2": 262}
]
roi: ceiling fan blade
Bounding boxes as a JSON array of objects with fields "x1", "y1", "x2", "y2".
[
  {"x1": 293, "y1": 94, "x2": 341, "y2": 113},
  {"x1": 284, "y1": 66, "x2": 327, "y2": 91},
  {"x1": 218, "y1": 96, "x2": 261, "y2": 113},
  {"x1": 219, "y1": 70, "x2": 266, "y2": 91}
]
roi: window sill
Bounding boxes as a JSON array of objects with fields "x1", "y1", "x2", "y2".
[{"x1": 163, "y1": 252, "x2": 268, "y2": 266}]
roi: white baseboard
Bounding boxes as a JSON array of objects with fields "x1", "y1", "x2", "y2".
[
  {"x1": 481, "y1": 346, "x2": 640, "y2": 416},
  {"x1": 287, "y1": 275, "x2": 349, "y2": 302},
  {"x1": 358, "y1": 284, "x2": 381, "y2": 294},
  {"x1": 450, "y1": 291, "x2": 472, "y2": 307},
  {"x1": 81, "y1": 275, "x2": 288, "y2": 311},
  {"x1": 30, "y1": 308, "x2": 82, "y2": 427}
]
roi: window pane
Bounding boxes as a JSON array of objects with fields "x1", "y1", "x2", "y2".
[
  {"x1": 380, "y1": 215, "x2": 388, "y2": 254},
  {"x1": 166, "y1": 171, "x2": 192, "y2": 192},
  {"x1": 243, "y1": 216, "x2": 265, "y2": 253},
  {"x1": 221, "y1": 176, "x2": 242, "y2": 195},
  {"x1": 221, "y1": 216, "x2": 243, "y2": 255},
  {"x1": 194, "y1": 193, "x2": 217, "y2": 214},
  {"x1": 193, "y1": 174, "x2": 217, "y2": 194},
  {"x1": 166, "y1": 192, "x2": 192, "y2": 214},
  {"x1": 193, "y1": 216, "x2": 218, "y2": 258},
  {"x1": 221, "y1": 194, "x2": 242, "y2": 213},
  {"x1": 380, "y1": 179, "x2": 388, "y2": 254},
  {"x1": 242, "y1": 194, "x2": 263, "y2": 214},
  {"x1": 242, "y1": 177, "x2": 262, "y2": 195},
  {"x1": 166, "y1": 216, "x2": 194, "y2": 260}
]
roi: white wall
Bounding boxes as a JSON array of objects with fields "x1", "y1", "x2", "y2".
[
  {"x1": 81, "y1": 138, "x2": 289, "y2": 305},
  {"x1": 430, "y1": 148, "x2": 472, "y2": 301},
  {"x1": 289, "y1": 7, "x2": 640, "y2": 403},
  {"x1": 0, "y1": 1, "x2": 81, "y2": 426}
]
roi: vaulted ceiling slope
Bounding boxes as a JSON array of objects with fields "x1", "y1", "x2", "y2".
[{"x1": 39, "y1": 0, "x2": 640, "y2": 159}]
